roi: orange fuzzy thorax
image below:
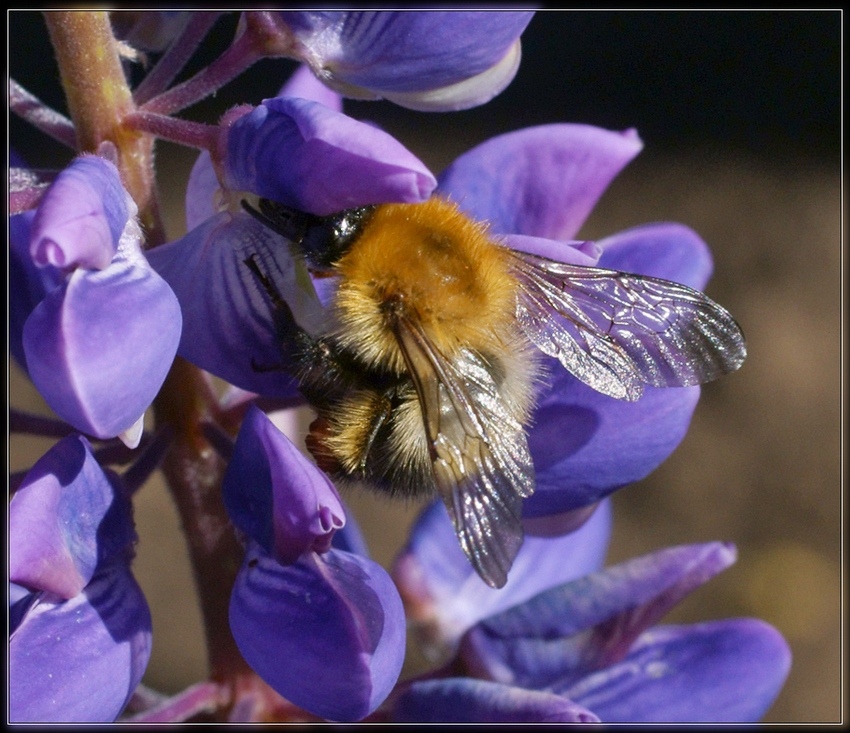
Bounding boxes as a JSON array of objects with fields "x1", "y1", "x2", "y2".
[{"x1": 332, "y1": 198, "x2": 518, "y2": 371}]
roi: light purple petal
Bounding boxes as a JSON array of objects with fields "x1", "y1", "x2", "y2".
[
  {"x1": 10, "y1": 560, "x2": 152, "y2": 723},
  {"x1": 223, "y1": 97, "x2": 436, "y2": 215},
  {"x1": 597, "y1": 222, "x2": 714, "y2": 290},
  {"x1": 279, "y1": 63, "x2": 343, "y2": 110},
  {"x1": 184, "y1": 150, "x2": 221, "y2": 231},
  {"x1": 280, "y1": 11, "x2": 534, "y2": 93},
  {"x1": 393, "y1": 499, "x2": 612, "y2": 651},
  {"x1": 29, "y1": 155, "x2": 130, "y2": 270},
  {"x1": 381, "y1": 38, "x2": 523, "y2": 112},
  {"x1": 10, "y1": 211, "x2": 63, "y2": 370},
  {"x1": 437, "y1": 125, "x2": 643, "y2": 240},
  {"x1": 22, "y1": 230, "x2": 182, "y2": 439},
  {"x1": 501, "y1": 234, "x2": 601, "y2": 266},
  {"x1": 563, "y1": 620, "x2": 791, "y2": 723},
  {"x1": 146, "y1": 212, "x2": 316, "y2": 399},
  {"x1": 10, "y1": 435, "x2": 134, "y2": 598},
  {"x1": 223, "y1": 405, "x2": 344, "y2": 563},
  {"x1": 392, "y1": 678, "x2": 598, "y2": 723},
  {"x1": 229, "y1": 545, "x2": 405, "y2": 722},
  {"x1": 526, "y1": 371, "x2": 700, "y2": 515},
  {"x1": 461, "y1": 543, "x2": 737, "y2": 690}
]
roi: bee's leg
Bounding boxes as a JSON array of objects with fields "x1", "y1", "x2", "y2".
[
  {"x1": 242, "y1": 253, "x2": 314, "y2": 374},
  {"x1": 357, "y1": 393, "x2": 393, "y2": 472}
]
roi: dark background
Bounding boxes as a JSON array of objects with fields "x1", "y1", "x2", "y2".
[{"x1": 9, "y1": 10, "x2": 842, "y2": 724}]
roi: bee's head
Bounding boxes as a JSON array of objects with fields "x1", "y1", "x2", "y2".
[{"x1": 245, "y1": 199, "x2": 376, "y2": 271}]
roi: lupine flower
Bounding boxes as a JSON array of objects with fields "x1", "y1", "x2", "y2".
[
  {"x1": 391, "y1": 532, "x2": 792, "y2": 723},
  {"x1": 270, "y1": 11, "x2": 535, "y2": 111},
  {"x1": 9, "y1": 10, "x2": 790, "y2": 724},
  {"x1": 9, "y1": 435, "x2": 152, "y2": 723},
  {"x1": 223, "y1": 406, "x2": 406, "y2": 721},
  {"x1": 12, "y1": 155, "x2": 182, "y2": 448}
]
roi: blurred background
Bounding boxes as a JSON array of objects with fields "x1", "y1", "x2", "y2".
[{"x1": 9, "y1": 10, "x2": 841, "y2": 723}]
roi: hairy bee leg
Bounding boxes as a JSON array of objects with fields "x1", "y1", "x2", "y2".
[{"x1": 357, "y1": 393, "x2": 393, "y2": 472}]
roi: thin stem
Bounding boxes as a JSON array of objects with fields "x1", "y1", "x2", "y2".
[
  {"x1": 140, "y1": 26, "x2": 262, "y2": 116},
  {"x1": 134, "y1": 12, "x2": 225, "y2": 105},
  {"x1": 9, "y1": 79, "x2": 77, "y2": 149},
  {"x1": 152, "y1": 358, "x2": 252, "y2": 685},
  {"x1": 124, "y1": 110, "x2": 218, "y2": 151}
]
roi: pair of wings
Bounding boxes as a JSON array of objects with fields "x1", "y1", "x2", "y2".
[{"x1": 394, "y1": 249, "x2": 747, "y2": 589}]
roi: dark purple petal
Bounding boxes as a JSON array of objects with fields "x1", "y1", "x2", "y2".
[
  {"x1": 392, "y1": 678, "x2": 598, "y2": 723},
  {"x1": 10, "y1": 560, "x2": 152, "y2": 723},
  {"x1": 280, "y1": 11, "x2": 533, "y2": 95},
  {"x1": 10, "y1": 211, "x2": 63, "y2": 370},
  {"x1": 461, "y1": 543, "x2": 737, "y2": 690},
  {"x1": 393, "y1": 499, "x2": 611, "y2": 651},
  {"x1": 22, "y1": 232, "x2": 182, "y2": 440},
  {"x1": 526, "y1": 368, "x2": 699, "y2": 515},
  {"x1": 223, "y1": 97, "x2": 435, "y2": 215},
  {"x1": 563, "y1": 620, "x2": 791, "y2": 723},
  {"x1": 223, "y1": 405, "x2": 344, "y2": 562},
  {"x1": 229, "y1": 545, "x2": 405, "y2": 721},
  {"x1": 437, "y1": 125, "x2": 643, "y2": 240},
  {"x1": 9, "y1": 435, "x2": 134, "y2": 598},
  {"x1": 597, "y1": 222, "x2": 714, "y2": 291},
  {"x1": 29, "y1": 155, "x2": 129, "y2": 270},
  {"x1": 146, "y1": 212, "x2": 313, "y2": 399}
]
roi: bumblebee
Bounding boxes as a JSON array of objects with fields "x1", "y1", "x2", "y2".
[{"x1": 244, "y1": 196, "x2": 746, "y2": 588}]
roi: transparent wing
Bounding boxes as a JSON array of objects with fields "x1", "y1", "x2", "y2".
[
  {"x1": 394, "y1": 318, "x2": 534, "y2": 589},
  {"x1": 508, "y1": 250, "x2": 747, "y2": 401}
]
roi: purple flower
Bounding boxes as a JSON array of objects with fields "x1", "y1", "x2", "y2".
[
  {"x1": 275, "y1": 11, "x2": 535, "y2": 111},
  {"x1": 390, "y1": 539, "x2": 791, "y2": 723},
  {"x1": 15, "y1": 155, "x2": 182, "y2": 447},
  {"x1": 9, "y1": 435, "x2": 152, "y2": 723},
  {"x1": 223, "y1": 407, "x2": 406, "y2": 721},
  {"x1": 220, "y1": 95, "x2": 437, "y2": 215}
]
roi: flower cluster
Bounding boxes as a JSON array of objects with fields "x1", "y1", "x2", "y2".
[{"x1": 9, "y1": 10, "x2": 789, "y2": 723}]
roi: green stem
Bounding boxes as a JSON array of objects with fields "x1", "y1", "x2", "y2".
[{"x1": 44, "y1": 11, "x2": 163, "y2": 242}]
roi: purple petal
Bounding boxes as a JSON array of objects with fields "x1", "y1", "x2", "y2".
[
  {"x1": 10, "y1": 211, "x2": 63, "y2": 370},
  {"x1": 597, "y1": 222, "x2": 714, "y2": 290},
  {"x1": 9, "y1": 435, "x2": 135, "y2": 598},
  {"x1": 29, "y1": 155, "x2": 129, "y2": 270},
  {"x1": 462, "y1": 543, "x2": 737, "y2": 690},
  {"x1": 229, "y1": 545, "x2": 405, "y2": 721},
  {"x1": 223, "y1": 405, "x2": 344, "y2": 562},
  {"x1": 392, "y1": 678, "x2": 598, "y2": 723},
  {"x1": 146, "y1": 212, "x2": 314, "y2": 399},
  {"x1": 279, "y1": 64, "x2": 343, "y2": 110},
  {"x1": 526, "y1": 369, "x2": 700, "y2": 515},
  {"x1": 501, "y1": 234, "x2": 601, "y2": 266},
  {"x1": 381, "y1": 38, "x2": 523, "y2": 112},
  {"x1": 563, "y1": 620, "x2": 791, "y2": 723},
  {"x1": 22, "y1": 233, "x2": 182, "y2": 439},
  {"x1": 184, "y1": 150, "x2": 221, "y2": 231},
  {"x1": 437, "y1": 125, "x2": 643, "y2": 240},
  {"x1": 222, "y1": 97, "x2": 436, "y2": 215},
  {"x1": 10, "y1": 560, "x2": 152, "y2": 723},
  {"x1": 393, "y1": 499, "x2": 611, "y2": 651},
  {"x1": 280, "y1": 11, "x2": 533, "y2": 94}
]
